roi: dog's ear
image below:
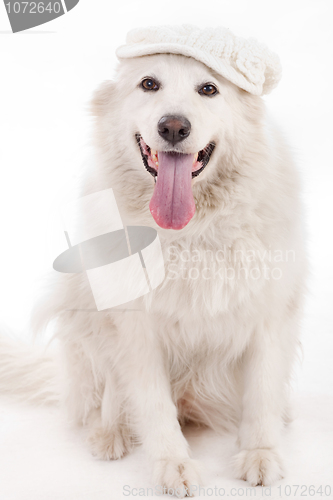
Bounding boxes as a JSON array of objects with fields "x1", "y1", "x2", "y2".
[{"x1": 90, "y1": 80, "x2": 116, "y2": 117}]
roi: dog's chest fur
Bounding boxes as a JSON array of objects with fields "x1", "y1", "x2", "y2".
[{"x1": 143, "y1": 230, "x2": 269, "y2": 360}]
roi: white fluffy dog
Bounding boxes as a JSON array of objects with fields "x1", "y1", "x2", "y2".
[{"x1": 1, "y1": 39, "x2": 307, "y2": 494}]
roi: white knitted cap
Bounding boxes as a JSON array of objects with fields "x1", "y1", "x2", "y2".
[{"x1": 116, "y1": 25, "x2": 282, "y2": 96}]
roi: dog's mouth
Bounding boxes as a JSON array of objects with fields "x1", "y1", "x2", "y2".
[
  {"x1": 135, "y1": 134, "x2": 215, "y2": 230},
  {"x1": 135, "y1": 134, "x2": 215, "y2": 179}
]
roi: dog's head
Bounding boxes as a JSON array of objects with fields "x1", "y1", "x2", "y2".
[{"x1": 92, "y1": 54, "x2": 264, "y2": 233}]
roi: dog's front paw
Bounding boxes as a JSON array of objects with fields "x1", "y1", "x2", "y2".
[
  {"x1": 153, "y1": 458, "x2": 202, "y2": 497},
  {"x1": 233, "y1": 448, "x2": 283, "y2": 486},
  {"x1": 88, "y1": 424, "x2": 133, "y2": 460}
]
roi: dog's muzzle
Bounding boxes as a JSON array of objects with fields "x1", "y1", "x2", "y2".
[{"x1": 136, "y1": 134, "x2": 215, "y2": 230}]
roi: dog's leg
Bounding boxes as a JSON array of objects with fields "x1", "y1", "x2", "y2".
[
  {"x1": 87, "y1": 370, "x2": 133, "y2": 460},
  {"x1": 114, "y1": 311, "x2": 201, "y2": 497},
  {"x1": 234, "y1": 318, "x2": 296, "y2": 486},
  {"x1": 60, "y1": 329, "x2": 133, "y2": 460}
]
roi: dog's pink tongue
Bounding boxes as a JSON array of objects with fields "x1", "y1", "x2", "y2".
[{"x1": 149, "y1": 152, "x2": 195, "y2": 230}]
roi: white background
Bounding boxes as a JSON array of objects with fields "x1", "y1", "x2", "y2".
[{"x1": 0, "y1": 1, "x2": 332, "y2": 499}]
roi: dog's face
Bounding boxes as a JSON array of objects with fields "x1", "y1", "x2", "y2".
[{"x1": 93, "y1": 54, "x2": 263, "y2": 232}]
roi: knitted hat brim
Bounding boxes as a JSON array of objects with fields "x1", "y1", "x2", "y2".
[{"x1": 116, "y1": 42, "x2": 260, "y2": 96}]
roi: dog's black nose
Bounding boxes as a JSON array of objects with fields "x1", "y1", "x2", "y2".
[{"x1": 158, "y1": 115, "x2": 191, "y2": 145}]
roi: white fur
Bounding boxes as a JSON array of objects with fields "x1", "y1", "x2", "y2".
[{"x1": 1, "y1": 53, "x2": 306, "y2": 492}]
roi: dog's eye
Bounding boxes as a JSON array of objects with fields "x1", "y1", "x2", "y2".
[
  {"x1": 141, "y1": 78, "x2": 159, "y2": 91},
  {"x1": 199, "y1": 84, "x2": 218, "y2": 96}
]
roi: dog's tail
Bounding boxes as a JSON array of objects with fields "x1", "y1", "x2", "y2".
[{"x1": 0, "y1": 333, "x2": 60, "y2": 405}]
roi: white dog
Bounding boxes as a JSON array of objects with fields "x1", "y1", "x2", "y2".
[{"x1": 1, "y1": 27, "x2": 306, "y2": 495}]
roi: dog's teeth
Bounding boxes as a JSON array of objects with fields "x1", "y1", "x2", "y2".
[
  {"x1": 151, "y1": 149, "x2": 159, "y2": 166},
  {"x1": 194, "y1": 152, "x2": 198, "y2": 161}
]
